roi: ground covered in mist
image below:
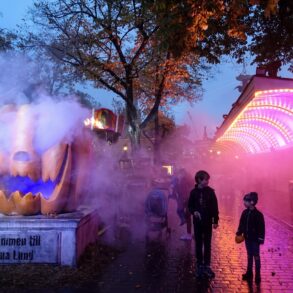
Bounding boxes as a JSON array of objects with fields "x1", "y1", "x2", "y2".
[{"x1": 0, "y1": 241, "x2": 121, "y2": 290}]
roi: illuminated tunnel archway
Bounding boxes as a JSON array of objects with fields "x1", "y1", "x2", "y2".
[
  {"x1": 210, "y1": 141, "x2": 246, "y2": 154},
  {"x1": 230, "y1": 125, "x2": 279, "y2": 148},
  {"x1": 216, "y1": 89, "x2": 293, "y2": 154},
  {"x1": 225, "y1": 129, "x2": 272, "y2": 151}
]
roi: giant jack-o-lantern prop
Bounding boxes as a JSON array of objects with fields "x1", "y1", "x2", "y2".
[{"x1": 0, "y1": 104, "x2": 91, "y2": 216}]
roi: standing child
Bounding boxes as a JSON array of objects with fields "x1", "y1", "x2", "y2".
[
  {"x1": 188, "y1": 170, "x2": 219, "y2": 278},
  {"x1": 236, "y1": 192, "x2": 265, "y2": 285}
]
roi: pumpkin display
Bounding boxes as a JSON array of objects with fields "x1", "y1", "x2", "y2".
[{"x1": 0, "y1": 103, "x2": 92, "y2": 216}]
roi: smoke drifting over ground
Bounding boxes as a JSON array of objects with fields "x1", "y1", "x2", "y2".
[
  {"x1": 1, "y1": 52, "x2": 292, "y2": 244},
  {"x1": 0, "y1": 53, "x2": 151, "y2": 240},
  {"x1": 0, "y1": 54, "x2": 90, "y2": 154},
  {"x1": 0, "y1": 54, "x2": 36, "y2": 106},
  {"x1": 159, "y1": 109, "x2": 293, "y2": 227}
]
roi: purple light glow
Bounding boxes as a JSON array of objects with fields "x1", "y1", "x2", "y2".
[{"x1": 216, "y1": 89, "x2": 293, "y2": 154}]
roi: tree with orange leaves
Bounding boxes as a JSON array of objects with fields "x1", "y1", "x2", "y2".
[
  {"x1": 145, "y1": 0, "x2": 291, "y2": 68},
  {"x1": 23, "y1": 0, "x2": 289, "y2": 152},
  {"x1": 24, "y1": 0, "x2": 204, "y2": 151}
]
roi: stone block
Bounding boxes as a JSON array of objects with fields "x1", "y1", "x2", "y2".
[{"x1": 0, "y1": 206, "x2": 99, "y2": 266}]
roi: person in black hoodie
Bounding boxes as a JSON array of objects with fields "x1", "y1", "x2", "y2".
[
  {"x1": 188, "y1": 170, "x2": 219, "y2": 279},
  {"x1": 236, "y1": 192, "x2": 265, "y2": 285}
]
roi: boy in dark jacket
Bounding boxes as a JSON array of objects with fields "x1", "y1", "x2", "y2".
[
  {"x1": 188, "y1": 170, "x2": 219, "y2": 278},
  {"x1": 236, "y1": 192, "x2": 265, "y2": 285}
]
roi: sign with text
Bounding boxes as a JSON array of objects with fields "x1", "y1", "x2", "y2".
[{"x1": 0, "y1": 232, "x2": 59, "y2": 264}]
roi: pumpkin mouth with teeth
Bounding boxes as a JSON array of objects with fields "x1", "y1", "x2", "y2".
[
  {"x1": 0, "y1": 104, "x2": 89, "y2": 216},
  {"x1": 0, "y1": 144, "x2": 72, "y2": 215}
]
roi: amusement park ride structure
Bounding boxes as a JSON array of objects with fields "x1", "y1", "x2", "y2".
[
  {"x1": 212, "y1": 74, "x2": 293, "y2": 225},
  {"x1": 214, "y1": 75, "x2": 293, "y2": 155}
]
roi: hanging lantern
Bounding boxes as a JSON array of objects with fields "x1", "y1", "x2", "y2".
[
  {"x1": 84, "y1": 108, "x2": 125, "y2": 143},
  {"x1": 93, "y1": 108, "x2": 116, "y2": 131}
]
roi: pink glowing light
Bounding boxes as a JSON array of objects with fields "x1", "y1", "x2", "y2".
[
  {"x1": 226, "y1": 129, "x2": 271, "y2": 150},
  {"x1": 212, "y1": 140, "x2": 247, "y2": 154},
  {"x1": 230, "y1": 124, "x2": 279, "y2": 148},
  {"x1": 216, "y1": 89, "x2": 293, "y2": 153}
]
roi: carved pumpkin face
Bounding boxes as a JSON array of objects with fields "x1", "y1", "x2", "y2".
[{"x1": 0, "y1": 103, "x2": 90, "y2": 216}]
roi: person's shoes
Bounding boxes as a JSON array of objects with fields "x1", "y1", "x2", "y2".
[
  {"x1": 180, "y1": 233, "x2": 192, "y2": 241},
  {"x1": 255, "y1": 273, "x2": 261, "y2": 285},
  {"x1": 242, "y1": 271, "x2": 253, "y2": 281},
  {"x1": 204, "y1": 266, "x2": 215, "y2": 279}
]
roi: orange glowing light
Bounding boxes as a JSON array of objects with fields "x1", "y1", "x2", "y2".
[
  {"x1": 162, "y1": 165, "x2": 173, "y2": 175},
  {"x1": 95, "y1": 120, "x2": 104, "y2": 129}
]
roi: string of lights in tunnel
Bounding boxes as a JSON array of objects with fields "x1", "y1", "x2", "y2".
[{"x1": 216, "y1": 89, "x2": 293, "y2": 154}]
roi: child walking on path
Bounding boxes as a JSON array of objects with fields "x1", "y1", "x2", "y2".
[
  {"x1": 188, "y1": 170, "x2": 219, "y2": 279},
  {"x1": 236, "y1": 192, "x2": 265, "y2": 285}
]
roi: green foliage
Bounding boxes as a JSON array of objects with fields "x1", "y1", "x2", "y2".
[
  {"x1": 143, "y1": 0, "x2": 292, "y2": 69},
  {"x1": 247, "y1": 0, "x2": 293, "y2": 71}
]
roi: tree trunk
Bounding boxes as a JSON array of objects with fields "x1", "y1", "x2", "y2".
[
  {"x1": 129, "y1": 122, "x2": 141, "y2": 152},
  {"x1": 153, "y1": 111, "x2": 161, "y2": 165},
  {"x1": 126, "y1": 102, "x2": 141, "y2": 152}
]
